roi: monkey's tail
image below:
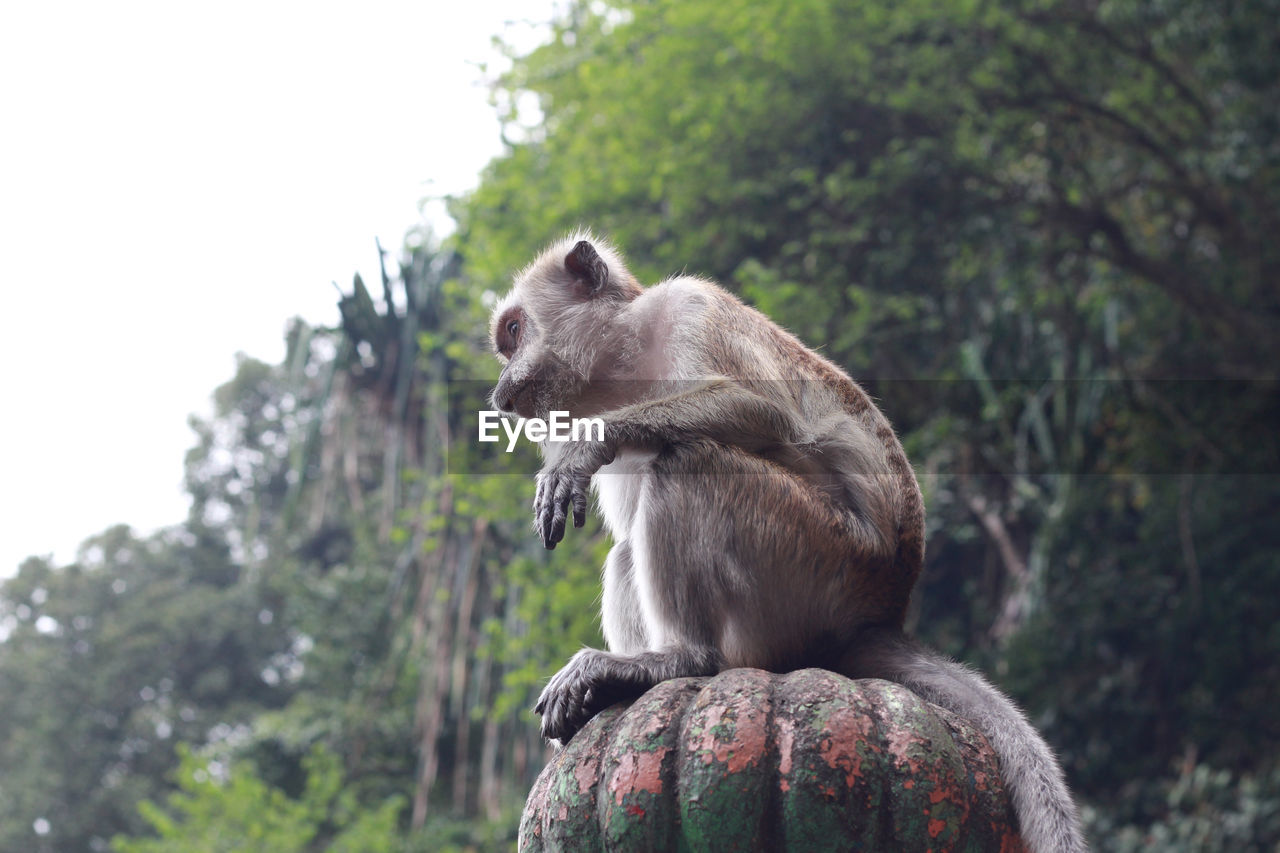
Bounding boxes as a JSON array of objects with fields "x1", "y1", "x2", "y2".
[{"x1": 842, "y1": 630, "x2": 1087, "y2": 853}]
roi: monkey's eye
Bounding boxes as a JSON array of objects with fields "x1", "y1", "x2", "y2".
[{"x1": 495, "y1": 309, "x2": 523, "y2": 358}]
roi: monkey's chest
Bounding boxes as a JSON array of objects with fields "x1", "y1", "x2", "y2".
[{"x1": 592, "y1": 450, "x2": 659, "y2": 540}]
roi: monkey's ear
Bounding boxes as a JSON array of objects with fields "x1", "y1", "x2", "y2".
[{"x1": 564, "y1": 240, "x2": 610, "y2": 294}]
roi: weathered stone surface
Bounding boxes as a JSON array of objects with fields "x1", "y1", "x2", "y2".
[{"x1": 519, "y1": 668, "x2": 1027, "y2": 852}]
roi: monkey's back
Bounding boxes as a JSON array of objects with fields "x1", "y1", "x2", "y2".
[{"x1": 641, "y1": 276, "x2": 926, "y2": 626}]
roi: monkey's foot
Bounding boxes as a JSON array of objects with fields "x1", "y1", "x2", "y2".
[{"x1": 534, "y1": 649, "x2": 650, "y2": 743}]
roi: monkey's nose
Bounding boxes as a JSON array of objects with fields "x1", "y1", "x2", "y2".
[{"x1": 490, "y1": 382, "x2": 510, "y2": 412}]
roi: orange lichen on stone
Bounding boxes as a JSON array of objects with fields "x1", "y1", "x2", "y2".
[
  {"x1": 777, "y1": 716, "x2": 795, "y2": 777},
  {"x1": 607, "y1": 746, "x2": 671, "y2": 804},
  {"x1": 697, "y1": 695, "x2": 769, "y2": 774},
  {"x1": 885, "y1": 721, "x2": 927, "y2": 773},
  {"x1": 573, "y1": 752, "x2": 600, "y2": 795},
  {"x1": 814, "y1": 704, "x2": 876, "y2": 788}
]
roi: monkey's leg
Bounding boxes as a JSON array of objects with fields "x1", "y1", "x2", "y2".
[
  {"x1": 636, "y1": 440, "x2": 895, "y2": 672},
  {"x1": 535, "y1": 439, "x2": 901, "y2": 743},
  {"x1": 536, "y1": 538, "x2": 721, "y2": 743},
  {"x1": 601, "y1": 541, "x2": 648, "y2": 654}
]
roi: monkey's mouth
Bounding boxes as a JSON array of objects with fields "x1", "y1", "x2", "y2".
[{"x1": 510, "y1": 383, "x2": 538, "y2": 419}]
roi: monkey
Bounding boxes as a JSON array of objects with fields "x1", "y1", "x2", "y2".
[{"x1": 489, "y1": 234, "x2": 1086, "y2": 853}]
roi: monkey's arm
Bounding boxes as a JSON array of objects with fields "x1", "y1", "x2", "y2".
[
  {"x1": 535, "y1": 379, "x2": 807, "y2": 547},
  {"x1": 604, "y1": 378, "x2": 804, "y2": 451}
]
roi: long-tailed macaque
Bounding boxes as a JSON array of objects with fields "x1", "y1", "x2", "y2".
[{"x1": 490, "y1": 234, "x2": 1086, "y2": 853}]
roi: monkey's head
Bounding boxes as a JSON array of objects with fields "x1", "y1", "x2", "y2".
[{"x1": 490, "y1": 234, "x2": 642, "y2": 420}]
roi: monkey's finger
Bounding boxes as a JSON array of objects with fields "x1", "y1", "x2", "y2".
[
  {"x1": 540, "y1": 711, "x2": 558, "y2": 740},
  {"x1": 537, "y1": 500, "x2": 556, "y2": 550},
  {"x1": 543, "y1": 507, "x2": 563, "y2": 549},
  {"x1": 537, "y1": 477, "x2": 562, "y2": 548},
  {"x1": 548, "y1": 476, "x2": 573, "y2": 545},
  {"x1": 547, "y1": 503, "x2": 567, "y2": 547},
  {"x1": 545, "y1": 696, "x2": 574, "y2": 741},
  {"x1": 538, "y1": 686, "x2": 563, "y2": 729},
  {"x1": 534, "y1": 476, "x2": 556, "y2": 548},
  {"x1": 533, "y1": 475, "x2": 546, "y2": 512},
  {"x1": 572, "y1": 480, "x2": 588, "y2": 528},
  {"x1": 537, "y1": 694, "x2": 559, "y2": 723}
]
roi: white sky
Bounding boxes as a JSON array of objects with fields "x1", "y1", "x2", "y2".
[{"x1": 0, "y1": 0, "x2": 559, "y2": 577}]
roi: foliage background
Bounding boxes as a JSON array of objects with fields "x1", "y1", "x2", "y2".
[{"x1": 2, "y1": 0, "x2": 1277, "y2": 850}]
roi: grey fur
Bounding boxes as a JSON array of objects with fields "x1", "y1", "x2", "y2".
[{"x1": 491, "y1": 235, "x2": 1087, "y2": 853}]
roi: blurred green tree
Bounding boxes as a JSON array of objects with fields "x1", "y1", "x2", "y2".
[
  {"x1": 454, "y1": 0, "x2": 1280, "y2": 845},
  {"x1": 0, "y1": 525, "x2": 290, "y2": 852},
  {"x1": 111, "y1": 745, "x2": 402, "y2": 853}
]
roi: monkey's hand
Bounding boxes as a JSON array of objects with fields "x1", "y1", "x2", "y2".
[
  {"x1": 534, "y1": 649, "x2": 650, "y2": 743},
  {"x1": 534, "y1": 436, "x2": 616, "y2": 549}
]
